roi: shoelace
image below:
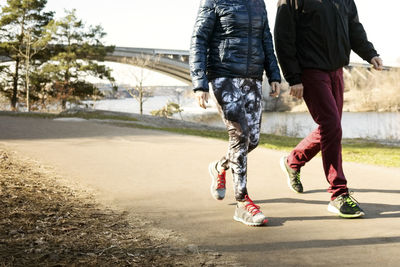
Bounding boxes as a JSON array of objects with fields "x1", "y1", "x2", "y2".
[
  {"x1": 216, "y1": 170, "x2": 226, "y2": 189},
  {"x1": 344, "y1": 192, "x2": 360, "y2": 209},
  {"x1": 244, "y1": 195, "x2": 261, "y2": 216},
  {"x1": 294, "y1": 172, "x2": 301, "y2": 183}
]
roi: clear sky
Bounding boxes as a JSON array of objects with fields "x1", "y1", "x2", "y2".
[{"x1": 36, "y1": 0, "x2": 400, "y2": 67}]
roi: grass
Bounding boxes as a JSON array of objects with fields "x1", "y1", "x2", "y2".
[
  {"x1": 158, "y1": 127, "x2": 400, "y2": 167},
  {"x1": 110, "y1": 122, "x2": 400, "y2": 168},
  {"x1": 1, "y1": 110, "x2": 399, "y2": 168},
  {"x1": 0, "y1": 110, "x2": 138, "y2": 122},
  {"x1": 341, "y1": 142, "x2": 400, "y2": 167}
]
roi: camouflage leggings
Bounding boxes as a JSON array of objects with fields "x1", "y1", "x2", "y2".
[{"x1": 210, "y1": 77, "x2": 263, "y2": 201}]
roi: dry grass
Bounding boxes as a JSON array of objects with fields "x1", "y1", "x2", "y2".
[
  {"x1": 0, "y1": 149, "x2": 235, "y2": 266},
  {"x1": 264, "y1": 67, "x2": 400, "y2": 112},
  {"x1": 343, "y1": 67, "x2": 400, "y2": 112}
]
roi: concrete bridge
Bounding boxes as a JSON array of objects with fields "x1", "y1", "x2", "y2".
[
  {"x1": 1, "y1": 47, "x2": 396, "y2": 86},
  {"x1": 105, "y1": 47, "x2": 191, "y2": 84},
  {"x1": 0, "y1": 47, "x2": 191, "y2": 85}
]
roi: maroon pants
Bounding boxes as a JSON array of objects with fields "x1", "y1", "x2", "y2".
[{"x1": 288, "y1": 68, "x2": 348, "y2": 200}]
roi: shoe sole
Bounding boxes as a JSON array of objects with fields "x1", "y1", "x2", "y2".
[
  {"x1": 208, "y1": 162, "x2": 225, "y2": 201},
  {"x1": 280, "y1": 156, "x2": 302, "y2": 194},
  {"x1": 327, "y1": 203, "x2": 365, "y2": 218},
  {"x1": 233, "y1": 216, "x2": 268, "y2": 226}
]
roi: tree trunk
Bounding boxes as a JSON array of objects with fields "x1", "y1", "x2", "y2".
[
  {"x1": 62, "y1": 98, "x2": 66, "y2": 110},
  {"x1": 11, "y1": 58, "x2": 20, "y2": 111},
  {"x1": 61, "y1": 82, "x2": 68, "y2": 111},
  {"x1": 26, "y1": 69, "x2": 30, "y2": 112},
  {"x1": 62, "y1": 67, "x2": 70, "y2": 111},
  {"x1": 24, "y1": 32, "x2": 32, "y2": 112},
  {"x1": 25, "y1": 52, "x2": 31, "y2": 112},
  {"x1": 11, "y1": 11, "x2": 26, "y2": 111},
  {"x1": 139, "y1": 89, "x2": 143, "y2": 115}
]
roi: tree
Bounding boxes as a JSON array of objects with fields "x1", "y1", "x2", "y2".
[
  {"x1": 18, "y1": 21, "x2": 55, "y2": 111},
  {"x1": 41, "y1": 9, "x2": 115, "y2": 110},
  {"x1": 0, "y1": 0, "x2": 54, "y2": 111},
  {"x1": 121, "y1": 54, "x2": 159, "y2": 115},
  {"x1": 173, "y1": 88, "x2": 185, "y2": 120}
]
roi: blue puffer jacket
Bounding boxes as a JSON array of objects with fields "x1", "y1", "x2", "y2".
[{"x1": 190, "y1": 0, "x2": 281, "y2": 92}]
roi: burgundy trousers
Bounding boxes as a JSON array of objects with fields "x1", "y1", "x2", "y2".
[{"x1": 287, "y1": 68, "x2": 348, "y2": 200}]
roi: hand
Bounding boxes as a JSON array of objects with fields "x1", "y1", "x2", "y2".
[
  {"x1": 269, "y1": 82, "x2": 281, "y2": 98},
  {"x1": 290, "y1": 83, "x2": 303, "y2": 99},
  {"x1": 195, "y1": 91, "x2": 209, "y2": 109},
  {"x1": 371, "y1": 56, "x2": 383, "y2": 71}
]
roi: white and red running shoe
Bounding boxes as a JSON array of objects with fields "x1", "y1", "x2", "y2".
[
  {"x1": 208, "y1": 161, "x2": 226, "y2": 200},
  {"x1": 233, "y1": 195, "x2": 268, "y2": 226}
]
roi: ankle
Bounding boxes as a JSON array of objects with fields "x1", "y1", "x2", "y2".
[{"x1": 216, "y1": 163, "x2": 225, "y2": 174}]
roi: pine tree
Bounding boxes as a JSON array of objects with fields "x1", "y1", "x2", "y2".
[
  {"x1": 41, "y1": 9, "x2": 115, "y2": 110},
  {"x1": 0, "y1": 0, "x2": 54, "y2": 111}
]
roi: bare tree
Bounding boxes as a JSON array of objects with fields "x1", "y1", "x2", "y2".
[
  {"x1": 174, "y1": 87, "x2": 184, "y2": 120},
  {"x1": 121, "y1": 54, "x2": 159, "y2": 115}
]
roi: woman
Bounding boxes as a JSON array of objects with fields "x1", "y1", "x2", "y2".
[{"x1": 189, "y1": 0, "x2": 281, "y2": 226}]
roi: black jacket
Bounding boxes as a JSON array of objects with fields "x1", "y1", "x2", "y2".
[
  {"x1": 190, "y1": 0, "x2": 281, "y2": 92},
  {"x1": 274, "y1": 0, "x2": 379, "y2": 86}
]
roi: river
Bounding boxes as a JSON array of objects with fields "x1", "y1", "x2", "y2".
[{"x1": 84, "y1": 97, "x2": 400, "y2": 143}]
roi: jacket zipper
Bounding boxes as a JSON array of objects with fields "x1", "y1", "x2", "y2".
[{"x1": 246, "y1": 0, "x2": 252, "y2": 76}]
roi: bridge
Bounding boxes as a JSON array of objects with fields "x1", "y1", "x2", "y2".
[
  {"x1": 0, "y1": 47, "x2": 191, "y2": 85},
  {"x1": 1, "y1": 47, "x2": 396, "y2": 86},
  {"x1": 105, "y1": 47, "x2": 191, "y2": 84}
]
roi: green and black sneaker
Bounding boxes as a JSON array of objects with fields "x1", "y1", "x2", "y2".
[
  {"x1": 328, "y1": 193, "x2": 365, "y2": 218},
  {"x1": 280, "y1": 156, "x2": 303, "y2": 193}
]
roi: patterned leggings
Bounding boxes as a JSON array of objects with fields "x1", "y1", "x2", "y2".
[{"x1": 210, "y1": 77, "x2": 263, "y2": 201}]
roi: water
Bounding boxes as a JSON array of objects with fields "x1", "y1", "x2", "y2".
[
  {"x1": 197, "y1": 111, "x2": 400, "y2": 142},
  {"x1": 84, "y1": 97, "x2": 400, "y2": 142},
  {"x1": 260, "y1": 112, "x2": 400, "y2": 141}
]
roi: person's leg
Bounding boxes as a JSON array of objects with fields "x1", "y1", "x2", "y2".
[
  {"x1": 284, "y1": 84, "x2": 322, "y2": 194},
  {"x1": 211, "y1": 77, "x2": 268, "y2": 226},
  {"x1": 242, "y1": 78, "x2": 263, "y2": 154},
  {"x1": 234, "y1": 78, "x2": 268, "y2": 226},
  {"x1": 287, "y1": 128, "x2": 321, "y2": 171},
  {"x1": 300, "y1": 69, "x2": 348, "y2": 199},
  {"x1": 210, "y1": 77, "x2": 250, "y2": 201},
  {"x1": 327, "y1": 69, "x2": 364, "y2": 218},
  {"x1": 287, "y1": 68, "x2": 346, "y2": 171}
]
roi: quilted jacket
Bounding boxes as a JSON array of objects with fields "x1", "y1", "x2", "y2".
[{"x1": 190, "y1": 0, "x2": 281, "y2": 92}]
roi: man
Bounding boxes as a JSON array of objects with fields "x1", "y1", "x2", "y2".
[
  {"x1": 190, "y1": 0, "x2": 281, "y2": 226},
  {"x1": 274, "y1": 0, "x2": 383, "y2": 218}
]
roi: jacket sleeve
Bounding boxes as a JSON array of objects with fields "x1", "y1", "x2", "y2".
[
  {"x1": 263, "y1": 6, "x2": 281, "y2": 84},
  {"x1": 348, "y1": 0, "x2": 379, "y2": 63},
  {"x1": 274, "y1": 0, "x2": 302, "y2": 86},
  {"x1": 189, "y1": 0, "x2": 216, "y2": 92}
]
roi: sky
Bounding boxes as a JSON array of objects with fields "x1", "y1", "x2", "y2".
[
  {"x1": 1, "y1": 0, "x2": 400, "y2": 85},
  {"x1": 40, "y1": 0, "x2": 400, "y2": 66}
]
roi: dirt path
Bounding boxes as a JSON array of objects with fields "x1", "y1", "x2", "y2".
[{"x1": 1, "y1": 115, "x2": 400, "y2": 266}]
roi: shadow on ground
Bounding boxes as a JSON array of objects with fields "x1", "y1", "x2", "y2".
[{"x1": 201, "y1": 235, "x2": 400, "y2": 252}]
